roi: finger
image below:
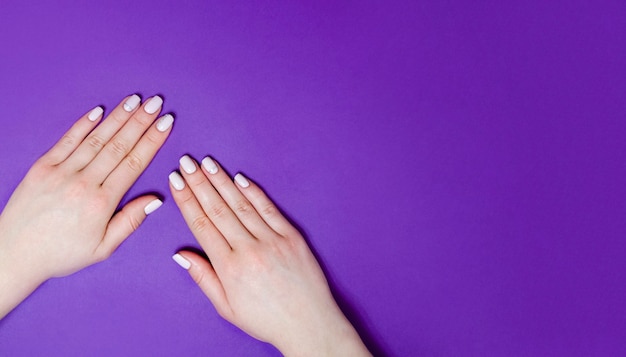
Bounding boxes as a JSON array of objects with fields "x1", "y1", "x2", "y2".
[
  {"x1": 63, "y1": 94, "x2": 142, "y2": 171},
  {"x1": 169, "y1": 171, "x2": 232, "y2": 261},
  {"x1": 199, "y1": 157, "x2": 277, "y2": 240},
  {"x1": 83, "y1": 95, "x2": 164, "y2": 183},
  {"x1": 178, "y1": 156, "x2": 256, "y2": 247},
  {"x1": 233, "y1": 173, "x2": 300, "y2": 238},
  {"x1": 103, "y1": 114, "x2": 174, "y2": 199},
  {"x1": 95, "y1": 195, "x2": 163, "y2": 260},
  {"x1": 172, "y1": 251, "x2": 232, "y2": 320},
  {"x1": 41, "y1": 106, "x2": 104, "y2": 166}
]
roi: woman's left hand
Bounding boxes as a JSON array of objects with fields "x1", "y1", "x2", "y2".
[{"x1": 0, "y1": 94, "x2": 172, "y2": 318}]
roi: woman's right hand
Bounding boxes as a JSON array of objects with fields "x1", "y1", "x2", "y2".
[{"x1": 169, "y1": 155, "x2": 371, "y2": 356}]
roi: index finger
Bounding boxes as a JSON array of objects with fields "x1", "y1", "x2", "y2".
[{"x1": 169, "y1": 171, "x2": 232, "y2": 264}]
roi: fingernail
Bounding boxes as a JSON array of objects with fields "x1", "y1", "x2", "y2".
[
  {"x1": 172, "y1": 253, "x2": 191, "y2": 270},
  {"x1": 234, "y1": 173, "x2": 250, "y2": 188},
  {"x1": 144, "y1": 95, "x2": 163, "y2": 114},
  {"x1": 88, "y1": 106, "x2": 103, "y2": 121},
  {"x1": 156, "y1": 114, "x2": 174, "y2": 132},
  {"x1": 123, "y1": 94, "x2": 141, "y2": 112},
  {"x1": 169, "y1": 171, "x2": 185, "y2": 191},
  {"x1": 201, "y1": 156, "x2": 218, "y2": 175},
  {"x1": 144, "y1": 199, "x2": 163, "y2": 215},
  {"x1": 179, "y1": 155, "x2": 197, "y2": 174}
]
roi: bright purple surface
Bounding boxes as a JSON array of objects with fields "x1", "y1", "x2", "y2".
[{"x1": 0, "y1": 1, "x2": 625, "y2": 356}]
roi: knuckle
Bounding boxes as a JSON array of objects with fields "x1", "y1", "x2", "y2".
[
  {"x1": 192, "y1": 269, "x2": 205, "y2": 285},
  {"x1": 60, "y1": 134, "x2": 75, "y2": 148},
  {"x1": 191, "y1": 215, "x2": 212, "y2": 234},
  {"x1": 211, "y1": 174, "x2": 231, "y2": 188},
  {"x1": 65, "y1": 179, "x2": 93, "y2": 201},
  {"x1": 133, "y1": 113, "x2": 154, "y2": 126},
  {"x1": 246, "y1": 252, "x2": 269, "y2": 273},
  {"x1": 144, "y1": 130, "x2": 161, "y2": 146},
  {"x1": 87, "y1": 135, "x2": 105, "y2": 151},
  {"x1": 207, "y1": 203, "x2": 228, "y2": 219},
  {"x1": 91, "y1": 193, "x2": 110, "y2": 212},
  {"x1": 179, "y1": 193, "x2": 197, "y2": 205},
  {"x1": 260, "y1": 202, "x2": 278, "y2": 217},
  {"x1": 281, "y1": 237, "x2": 301, "y2": 254},
  {"x1": 233, "y1": 199, "x2": 254, "y2": 216},
  {"x1": 110, "y1": 111, "x2": 127, "y2": 124},
  {"x1": 125, "y1": 153, "x2": 144, "y2": 173},
  {"x1": 30, "y1": 159, "x2": 53, "y2": 175},
  {"x1": 109, "y1": 138, "x2": 129, "y2": 157},
  {"x1": 127, "y1": 214, "x2": 142, "y2": 232}
]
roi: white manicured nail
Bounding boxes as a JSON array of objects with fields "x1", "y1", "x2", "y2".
[
  {"x1": 179, "y1": 155, "x2": 197, "y2": 174},
  {"x1": 144, "y1": 95, "x2": 163, "y2": 114},
  {"x1": 88, "y1": 106, "x2": 103, "y2": 121},
  {"x1": 156, "y1": 114, "x2": 174, "y2": 132},
  {"x1": 172, "y1": 254, "x2": 191, "y2": 270},
  {"x1": 201, "y1": 156, "x2": 218, "y2": 174},
  {"x1": 123, "y1": 94, "x2": 141, "y2": 112},
  {"x1": 234, "y1": 173, "x2": 250, "y2": 188},
  {"x1": 144, "y1": 199, "x2": 163, "y2": 215},
  {"x1": 169, "y1": 171, "x2": 185, "y2": 191}
]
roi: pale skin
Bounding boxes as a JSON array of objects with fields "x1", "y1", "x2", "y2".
[
  {"x1": 169, "y1": 157, "x2": 371, "y2": 356},
  {"x1": 0, "y1": 95, "x2": 370, "y2": 356},
  {"x1": 0, "y1": 94, "x2": 172, "y2": 317}
]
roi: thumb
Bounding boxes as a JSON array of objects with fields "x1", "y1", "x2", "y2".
[
  {"x1": 172, "y1": 251, "x2": 232, "y2": 319},
  {"x1": 97, "y1": 195, "x2": 163, "y2": 259}
]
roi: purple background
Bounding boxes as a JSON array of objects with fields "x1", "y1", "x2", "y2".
[{"x1": 0, "y1": 1, "x2": 624, "y2": 356}]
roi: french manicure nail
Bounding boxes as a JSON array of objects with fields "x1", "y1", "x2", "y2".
[
  {"x1": 179, "y1": 155, "x2": 197, "y2": 174},
  {"x1": 88, "y1": 106, "x2": 103, "y2": 121},
  {"x1": 172, "y1": 253, "x2": 191, "y2": 270},
  {"x1": 201, "y1": 156, "x2": 218, "y2": 174},
  {"x1": 234, "y1": 173, "x2": 250, "y2": 188},
  {"x1": 144, "y1": 95, "x2": 163, "y2": 114},
  {"x1": 169, "y1": 171, "x2": 185, "y2": 191},
  {"x1": 123, "y1": 94, "x2": 141, "y2": 112},
  {"x1": 144, "y1": 199, "x2": 163, "y2": 215},
  {"x1": 156, "y1": 114, "x2": 174, "y2": 132}
]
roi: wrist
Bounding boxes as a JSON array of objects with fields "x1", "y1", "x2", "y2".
[
  {"x1": 275, "y1": 306, "x2": 371, "y2": 357},
  {"x1": 0, "y1": 242, "x2": 47, "y2": 318}
]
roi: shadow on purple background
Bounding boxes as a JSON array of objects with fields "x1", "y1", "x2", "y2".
[{"x1": 0, "y1": 1, "x2": 625, "y2": 356}]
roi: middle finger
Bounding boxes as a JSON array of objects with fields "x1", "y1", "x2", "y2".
[{"x1": 178, "y1": 155, "x2": 254, "y2": 248}]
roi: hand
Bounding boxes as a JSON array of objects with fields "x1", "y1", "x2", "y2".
[
  {"x1": 169, "y1": 155, "x2": 371, "y2": 356},
  {"x1": 0, "y1": 94, "x2": 173, "y2": 318}
]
